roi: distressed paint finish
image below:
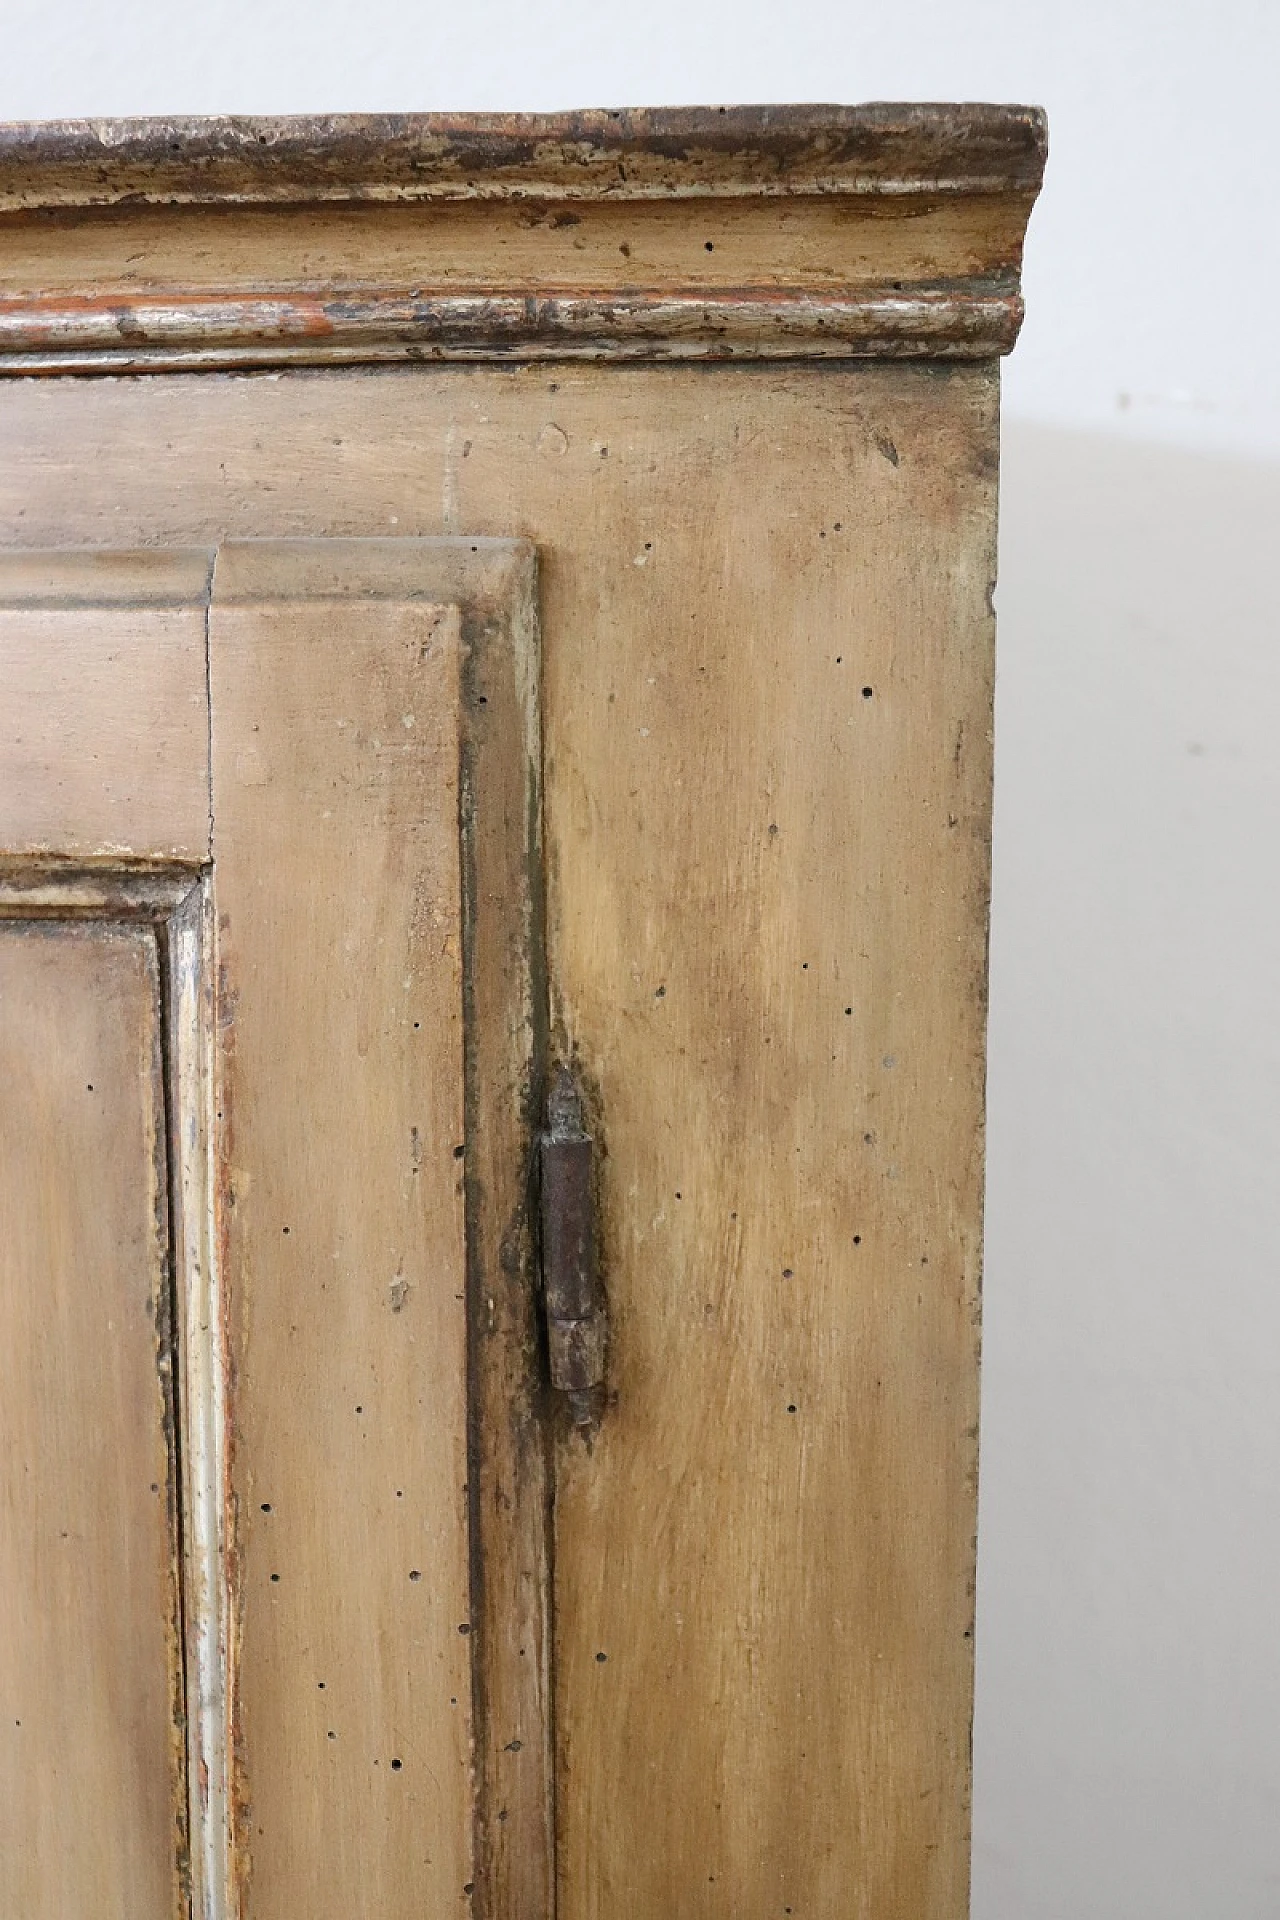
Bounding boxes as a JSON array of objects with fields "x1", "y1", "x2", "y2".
[
  {"x1": 541, "y1": 375, "x2": 995, "y2": 1919},
  {"x1": 207, "y1": 540, "x2": 548, "y2": 1920},
  {"x1": 0, "y1": 105, "x2": 1048, "y2": 207},
  {"x1": 0, "y1": 357, "x2": 1002, "y2": 1915},
  {"x1": 0, "y1": 863, "x2": 228, "y2": 1920},
  {"x1": 450, "y1": 547, "x2": 553, "y2": 1920},
  {"x1": 0, "y1": 550, "x2": 211, "y2": 862},
  {"x1": 0, "y1": 554, "x2": 224, "y2": 1917},
  {"x1": 0, "y1": 105, "x2": 1045, "y2": 371},
  {"x1": 0, "y1": 539, "x2": 548, "y2": 1919},
  {"x1": 0, "y1": 921, "x2": 187, "y2": 1920},
  {"x1": 0, "y1": 99, "x2": 1042, "y2": 1920}
]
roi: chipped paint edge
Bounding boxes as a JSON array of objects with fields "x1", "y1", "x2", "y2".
[
  {"x1": 0, "y1": 286, "x2": 1027, "y2": 373},
  {"x1": 0, "y1": 105, "x2": 1048, "y2": 210},
  {"x1": 167, "y1": 877, "x2": 233, "y2": 1920},
  {"x1": 0, "y1": 864, "x2": 231, "y2": 1919}
]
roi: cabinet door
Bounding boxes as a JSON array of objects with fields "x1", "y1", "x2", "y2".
[{"x1": 0, "y1": 539, "x2": 549, "y2": 1920}]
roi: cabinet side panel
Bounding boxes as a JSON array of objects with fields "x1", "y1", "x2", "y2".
[
  {"x1": 541, "y1": 369, "x2": 997, "y2": 1920},
  {"x1": 209, "y1": 596, "x2": 473, "y2": 1918},
  {"x1": 0, "y1": 922, "x2": 187, "y2": 1920}
]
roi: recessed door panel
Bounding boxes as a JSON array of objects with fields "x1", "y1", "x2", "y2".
[{"x1": 0, "y1": 921, "x2": 187, "y2": 1920}]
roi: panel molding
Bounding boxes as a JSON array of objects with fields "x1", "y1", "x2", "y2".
[
  {"x1": 209, "y1": 538, "x2": 552, "y2": 1908},
  {"x1": 0, "y1": 864, "x2": 228, "y2": 1920},
  {"x1": 0, "y1": 286, "x2": 1028, "y2": 372}
]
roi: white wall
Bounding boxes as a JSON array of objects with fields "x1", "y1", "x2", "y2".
[
  {"x1": 980, "y1": 427, "x2": 1280, "y2": 1919},
  {"x1": 6, "y1": 5, "x2": 1278, "y2": 1912}
]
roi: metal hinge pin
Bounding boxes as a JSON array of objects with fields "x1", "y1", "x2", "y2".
[{"x1": 539, "y1": 1065, "x2": 607, "y2": 1427}]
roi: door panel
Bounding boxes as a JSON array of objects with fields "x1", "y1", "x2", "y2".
[
  {"x1": 0, "y1": 538, "x2": 547, "y2": 1919},
  {"x1": 0, "y1": 921, "x2": 187, "y2": 1920}
]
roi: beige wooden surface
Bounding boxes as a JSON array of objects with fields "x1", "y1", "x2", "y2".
[
  {"x1": 0, "y1": 535, "x2": 549, "y2": 1918},
  {"x1": 208, "y1": 537, "x2": 550, "y2": 1919},
  {"x1": 0, "y1": 921, "x2": 187, "y2": 1920},
  {"x1": 0, "y1": 191, "x2": 1033, "y2": 303},
  {"x1": 443, "y1": 544, "x2": 552, "y2": 1920},
  {"x1": 0, "y1": 359, "x2": 998, "y2": 1916},
  {"x1": 209, "y1": 556, "x2": 475, "y2": 1916},
  {"x1": 0, "y1": 547, "x2": 211, "y2": 861},
  {"x1": 0, "y1": 101, "x2": 1045, "y2": 1917},
  {"x1": 543, "y1": 379, "x2": 993, "y2": 1920}
]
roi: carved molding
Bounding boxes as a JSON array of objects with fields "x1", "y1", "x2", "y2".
[
  {"x1": 0, "y1": 285, "x2": 1028, "y2": 370},
  {"x1": 0, "y1": 105, "x2": 1048, "y2": 207},
  {"x1": 0, "y1": 105, "x2": 1046, "y2": 371}
]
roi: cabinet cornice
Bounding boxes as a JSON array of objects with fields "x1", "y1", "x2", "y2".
[{"x1": 0, "y1": 104, "x2": 1046, "y2": 372}]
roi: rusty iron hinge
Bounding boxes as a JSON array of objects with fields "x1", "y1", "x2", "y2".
[{"x1": 539, "y1": 1066, "x2": 607, "y2": 1427}]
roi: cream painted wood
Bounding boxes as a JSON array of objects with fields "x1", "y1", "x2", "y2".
[
  {"x1": 0, "y1": 537, "x2": 546, "y2": 1920},
  {"x1": 0, "y1": 361, "x2": 998, "y2": 1917},
  {"x1": 0, "y1": 103, "x2": 1043, "y2": 1920},
  {"x1": 0, "y1": 549, "x2": 211, "y2": 861},
  {"x1": 210, "y1": 562, "x2": 474, "y2": 1915},
  {"x1": 0, "y1": 922, "x2": 187, "y2": 1920}
]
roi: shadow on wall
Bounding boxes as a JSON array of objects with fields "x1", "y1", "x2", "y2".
[{"x1": 972, "y1": 424, "x2": 1280, "y2": 1920}]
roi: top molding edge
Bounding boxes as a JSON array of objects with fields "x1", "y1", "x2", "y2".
[{"x1": 0, "y1": 103, "x2": 1048, "y2": 209}]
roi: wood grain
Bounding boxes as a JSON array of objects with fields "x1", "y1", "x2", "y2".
[
  {"x1": 210, "y1": 565, "x2": 472, "y2": 1917},
  {"x1": 0, "y1": 96, "x2": 1039, "y2": 1917},
  {"x1": 541, "y1": 378, "x2": 994, "y2": 1920},
  {"x1": 0, "y1": 534, "x2": 549, "y2": 1918},
  {"x1": 451, "y1": 546, "x2": 553, "y2": 1920},
  {"x1": 209, "y1": 539, "x2": 547, "y2": 1919},
  {"x1": 0, "y1": 920, "x2": 187, "y2": 1920},
  {"x1": 0, "y1": 357, "x2": 1002, "y2": 1917}
]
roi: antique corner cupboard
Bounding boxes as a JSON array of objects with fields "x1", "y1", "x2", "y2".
[{"x1": 0, "y1": 106, "x2": 1045, "y2": 1920}]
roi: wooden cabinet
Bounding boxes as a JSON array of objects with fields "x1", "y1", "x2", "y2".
[{"x1": 0, "y1": 106, "x2": 1045, "y2": 1919}]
